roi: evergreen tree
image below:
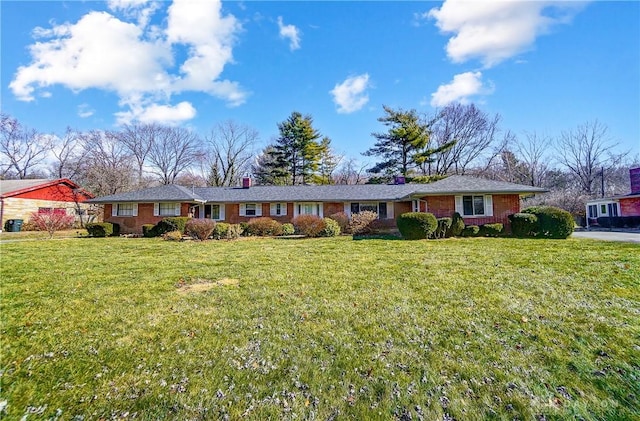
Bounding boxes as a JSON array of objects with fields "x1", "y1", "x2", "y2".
[
  {"x1": 364, "y1": 106, "x2": 451, "y2": 177},
  {"x1": 269, "y1": 112, "x2": 323, "y2": 185}
]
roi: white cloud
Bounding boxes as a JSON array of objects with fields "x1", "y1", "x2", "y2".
[
  {"x1": 330, "y1": 74, "x2": 370, "y2": 114},
  {"x1": 277, "y1": 16, "x2": 301, "y2": 51},
  {"x1": 115, "y1": 101, "x2": 196, "y2": 125},
  {"x1": 430, "y1": 71, "x2": 492, "y2": 107},
  {"x1": 78, "y1": 104, "x2": 95, "y2": 118},
  {"x1": 428, "y1": 0, "x2": 585, "y2": 67},
  {"x1": 9, "y1": 0, "x2": 246, "y2": 125}
]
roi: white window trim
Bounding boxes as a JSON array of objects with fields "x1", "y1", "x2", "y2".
[
  {"x1": 294, "y1": 202, "x2": 323, "y2": 218},
  {"x1": 270, "y1": 202, "x2": 287, "y2": 216},
  {"x1": 154, "y1": 202, "x2": 181, "y2": 217},
  {"x1": 208, "y1": 203, "x2": 225, "y2": 221},
  {"x1": 239, "y1": 203, "x2": 262, "y2": 217},
  {"x1": 112, "y1": 203, "x2": 138, "y2": 217},
  {"x1": 454, "y1": 195, "x2": 493, "y2": 217}
]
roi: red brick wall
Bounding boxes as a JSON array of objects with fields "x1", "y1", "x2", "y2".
[
  {"x1": 620, "y1": 197, "x2": 640, "y2": 216},
  {"x1": 324, "y1": 202, "x2": 344, "y2": 217},
  {"x1": 104, "y1": 202, "x2": 193, "y2": 234},
  {"x1": 419, "y1": 194, "x2": 521, "y2": 228},
  {"x1": 394, "y1": 202, "x2": 412, "y2": 218}
]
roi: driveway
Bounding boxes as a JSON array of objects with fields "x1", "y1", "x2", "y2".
[{"x1": 572, "y1": 230, "x2": 640, "y2": 243}]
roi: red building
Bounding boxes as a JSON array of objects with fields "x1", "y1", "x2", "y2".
[{"x1": 0, "y1": 179, "x2": 94, "y2": 230}]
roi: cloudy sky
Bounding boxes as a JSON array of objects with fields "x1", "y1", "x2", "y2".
[{"x1": 1, "y1": 0, "x2": 638, "y2": 159}]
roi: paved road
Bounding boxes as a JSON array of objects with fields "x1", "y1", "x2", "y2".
[{"x1": 572, "y1": 230, "x2": 640, "y2": 243}]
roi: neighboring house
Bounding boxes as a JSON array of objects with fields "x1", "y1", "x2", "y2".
[
  {"x1": 0, "y1": 178, "x2": 95, "y2": 230},
  {"x1": 585, "y1": 167, "x2": 640, "y2": 227},
  {"x1": 88, "y1": 175, "x2": 547, "y2": 234}
]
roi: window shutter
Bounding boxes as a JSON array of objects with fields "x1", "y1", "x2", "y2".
[
  {"x1": 270, "y1": 203, "x2": 276, "y2": 216},
  {"x1": 219, "y1": 204, "x2": 225, "y2": 221},
  {"x1": 132, "y1": 203, "x2": 138, "y2": 217},
  {"x1": 255, "y1": 204, "x2": 262, "y2": 217},
  {"x1": 174, "y1": 203, "x2": 181, "y2": 216},
  {"x1": 387, "y1": 202, "x2": 394, "y2": 219},
  {"x1": 112, "y1": 204, "x2": 118, "y2": 217},
  {"x1": 343, "y1": 203, "x2": 350, "y2": 215},
  {"x1": 484, "y1": 195, "x2": 493, "y2": 217},
  {"x1": 280, "y1": 203, "x2": 287, "y2": 216},
  {"x1": 153, "y1": 203, "x2": 159, "y2": 216},
  {"x1": 239, "y1": 204, "x2": 246, "y2": 217},
  {"x1": 454, "y1": 196, "x2": 463, "y2": 214}
]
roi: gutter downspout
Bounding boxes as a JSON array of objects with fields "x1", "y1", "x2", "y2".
[{"x1": 0, "y1": 197, "x2": 4, "y2": 232}]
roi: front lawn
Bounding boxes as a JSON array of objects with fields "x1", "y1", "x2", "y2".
[{"x1": 1, "y1": 236, "x2": 638, "y2": 419}]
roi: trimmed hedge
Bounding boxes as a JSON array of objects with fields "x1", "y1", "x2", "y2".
[
  {"x1": 321, "y1": 218, "x2": 341, "y2": 237},
  {"x1": 396, "y1": 212, "x2": 438, "y2": 240},
  {"x1": 281, "y1": 223, "x2": 295, "y2": 236},
  {"x1": 522, "y1": 206, "x2": 574, "y2": 239},
  {"x1": 246, "y1": 217, "x2": 283, "y2": 236},
  {"x1": 448, "y1": 212, "x2": 465, "y2": 237},
  {"x1": 431, "y1": 217, "x2": 452, "y2": 239},
  {"x1": 154, "y1": 217, "x2": 190, "y2": 235},
  {"x1": 185, "y1": 219, "x2": 216, "y2": 240},
  {"x1": 597, "y1": 216, "x2": 640, "y2": 228},
  {"x1": 86, "y1": 222, "x2": 114, "y2": 237},
  {"x1": 479, "y1": 223, "x2": 503, "y2": 237},
  {"x1": 509, "y1": 213, "x2": 538, "y2": 238},
  {"x1": 461, "y1": 225, "x2": 480, "y2": 237},
  {"x1": 142, "y1": 224, "x2": 156, "y2": 238},
  {"x1": 292, "y1": 215, "x2": 326, "y2": 237}
]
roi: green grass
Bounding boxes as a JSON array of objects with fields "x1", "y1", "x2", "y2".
[{"x1": 1, "y1": 236, "x2": 638, "y2": 420}]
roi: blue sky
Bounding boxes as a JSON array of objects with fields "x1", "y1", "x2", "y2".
[{"x1": 1, "y1": 0, "x2": 638, "y2": 163}]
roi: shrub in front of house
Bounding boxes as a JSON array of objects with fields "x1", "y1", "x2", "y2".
[
  {"x1": 321, "y1": 217, "x2": 341, "y2": 237},
  {"x1": 281, "y1": 223, "x2": 295, "y2": 236},
  {"x1": 596, "y1": 216, "x2": 640, "y2": 228},
  {"x1": 212, "y1": 222, "x2": 230, "y2": 240},
  {"x1": 448, "y1": 212, "x2": 465, "y2": 237},
  {"x1": 292, "y1": 215, "x2": 326, "y2": 237},
  {"x1": 349, "y1": 211, "x2": 378, "y2": 235},
  {"x1": 246, "y1": 217, "x2": 283, "y2": 236},
  {"x1": 396, "y1": 212, "x2": 438, "y2": 240},
  {"x1": 461, "y1": 225, "x2": 480, "y2": 237},
  {"x1": 509, "y1": 213, "x2": 538, "y2": 238},
  {"x1": 154, "y1": 217, "x2": 190, "y2": 236},
  {"x1": 431, "y1": 217, "x2": 453, "y2": 239},
  {"x1": 328, "y1": 212, "x2": 350, "y2": 233},
  {"x1": 142, "y1": 224, "x2": 156, "y2": 237},
  {"x1": 185, "y1": 219, "x2": 216, "y2": 241},
  {"x1": 479, "y1": 223, "x2": 504, "y2": 237},
  {"x1": 28, "y1": 211, "x2": 75, "y2": 238},
  {"x1": 227, "y1": 224, "x2": 243, "y2": 240},
  {"x1": 522, "y1": 206, "x2": 574, "y2": 239},
  {"x1": 86, "y1": 222, "x2": 115, "y2": 237},
  {"x1": 239, "y1": 222, "x2": 250, "y2": 236},
  {"x1": 163, "y1": 230, "x2": 183, "y2": 241}
]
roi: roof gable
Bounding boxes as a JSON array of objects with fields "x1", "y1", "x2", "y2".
[{"x1": 0, "y1": 178, "x2": 93, "y2": 199}]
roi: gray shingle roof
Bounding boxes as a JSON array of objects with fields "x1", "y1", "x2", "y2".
[
  {"x1": 88, "y1": 175, "x2": 547, "y2": 204},
  {"x1": 0, "y1": 179, "x2": 53, "y2": 196}
]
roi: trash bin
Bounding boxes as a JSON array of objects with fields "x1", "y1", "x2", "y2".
[{"x1": 5, "y1": 219, "x2": 23, "y2": 232}]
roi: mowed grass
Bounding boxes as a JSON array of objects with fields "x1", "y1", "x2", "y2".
[{"x1": 1, "y1": 236, "x2": 638, "y2": 420}]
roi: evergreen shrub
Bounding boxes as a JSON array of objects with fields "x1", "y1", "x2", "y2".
[{"x1": 396, "y1": 212, "x2": 438, "y2": 240}]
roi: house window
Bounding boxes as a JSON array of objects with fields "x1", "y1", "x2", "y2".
[
  {"x1": 116, "y1": 203, "x2": 135, "y2": 216},
  {"x1": 350, "y1": 202, "x2": 388, "y2": 219},
  {"x1": 210, "y1": 204, "x2": 220, "y2": 220},
  {"x1": 159, "y1": 203, "x2": 176, "y2": 216},
  {"x1": 608, "y1": 203, "x2": 619, "y2": 217},
  {"x1": 245, "y1": 203, "x2": 257, "y2": 216},
  {"x1": 462, "y1": 195, "x2": 485, "y2": 216},
  {"x1": 588, "y1": 205, "x2": 598, "y2": 218},
  {"x1": 271, "y1": 203, "x2": 287, "y2": 216},
  {"x1": 296, "y1": 202, "x2": 322, "y2": 217},
  {"x1": 600, "y1": 204, "x2": 607, "y2": 215}
]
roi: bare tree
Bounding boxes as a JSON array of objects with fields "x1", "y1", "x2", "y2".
[
  {"x1": 555, "y1": 120, "x2": 627, "y2": 196},
  {"x1": 147, "y1": 126, "x2": 201, "y2": 185},
  {"x1": 205, "y1": 120, "x2": 258, "y2": 186},
  {"x1": 0, "y1": 113, "x2": 52, "y2": 179},
  {"x1": 333, "y1": 158, "x2": 369, "y2": 185},
  {"x1": 50, "y1": 127, "x2": 90, "y2": 180},
  {"x1": 516, "y1": 131, "x2": 552, "y2": 187},
  {"x1": 116, "y1": 123, "x2": 158, "y2": 186},
  {"x1": 430, "y1": 103, "x2": 506, "y2": 175},
  {"x1": 79, "y1": 130, "x2": 136, "y2": 196}
]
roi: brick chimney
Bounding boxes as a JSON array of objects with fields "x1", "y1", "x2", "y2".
[
  {"x1": 242, "y1": 177, "x2": 252, "y2": 189},
  {"x1": 630, "y1": 167, "x2": 640, "y2": 194}
]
